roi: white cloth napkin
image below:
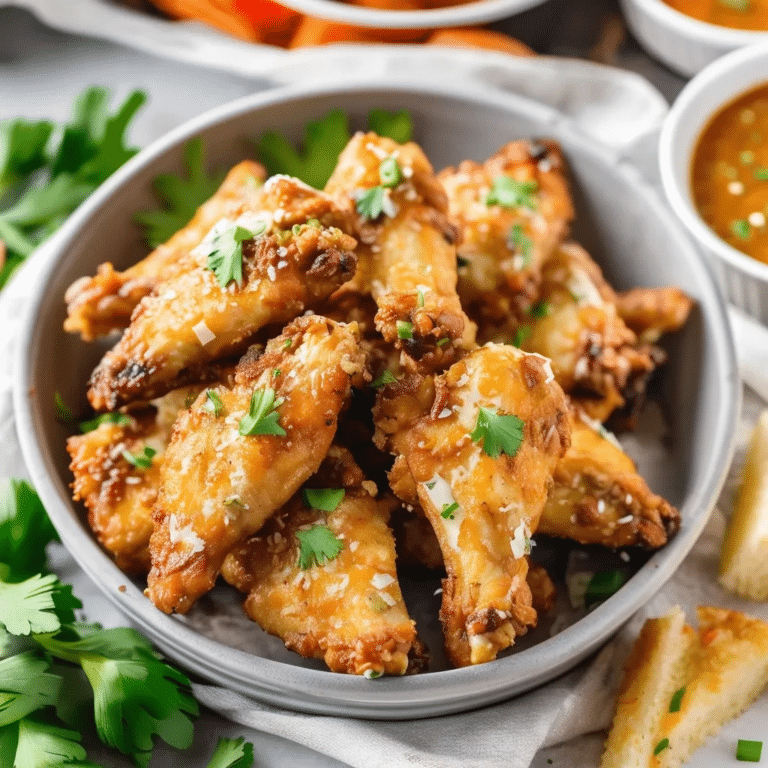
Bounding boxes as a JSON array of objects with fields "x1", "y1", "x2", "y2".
[{"x1": 1, "y1": 31, "x2": 766, "y2": 764}]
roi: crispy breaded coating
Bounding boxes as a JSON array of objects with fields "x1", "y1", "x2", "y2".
[
  {"x1": 67, "y1": 386, "x2": 205, "y2": 573},
  {"x1": 64, "y1": 161, "x2": 267, "y2": 340},
  {"x1": 88, "y1": 177, "x2": 357, "y2": 411},
  {"x1": 374, "y1": 344, "x2": 570, "y2": 667},
  {"x1": 439, "y1": 139, "x2": 573, "y2": 332},
  {"x1": 325, "y1": 132, "x2": 475, "y2": 372},
  {"x1": 146, "y1": 315, "x2": 366, "y2": 615},
  {"x1": 222, "y1": 446, "x2": 420, "y2": 676},
  {"x1": 616, "y1": 286, "x2": 694, "y2": 345}
]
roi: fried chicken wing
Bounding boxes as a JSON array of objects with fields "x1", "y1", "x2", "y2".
[
  {"x1": 67, "y1": 386, "x2": 205, "y2": 573},
  {"x1": 88, "y1": 177, "x2": 357, "y2": 410},
  {"x1": 146, "y1": 315, "x2": 366, "y2": 614},
  {"x1": 374, "y1": 344, "x2": 570, "y2": 667},
  {"x1": 538, "y1": 416, "x2": 680, "y2": 549},
  {"x1": 64, "y1": 161, "x2": 266, "y2": 340},
  {"x1": 438, "y1": 140, "x2": 573, "y2": 333},
  {"x1": 325, "y1": 132, "x2": 475, "y2": 372},
  {"x1": 221, "y1": 446, "x2": 421, "y2": 676}
]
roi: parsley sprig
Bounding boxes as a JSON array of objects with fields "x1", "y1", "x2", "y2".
[
  {"x1": 470, "y1": 407, "x2": 525, "y2": 459},
  {"x1": 203, "y1": 222, "x2": 264, "y2": 289},
  {"x1": 296, "y1": 525, "x2": 344, "y2": 570},
  {"x1": 485, "y1": 176, "x2": 538, "y2": 209},
  {"x1": 238, "y1": 387, "x2": 286, "y2": 437},
  {"x1": 302, "y1": 488, "x2": 345, "y2": 512}
]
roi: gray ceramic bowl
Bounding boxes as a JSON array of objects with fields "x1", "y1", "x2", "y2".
[{"x1": 14, "y1": 80, "x2": 738, "y2": 719}]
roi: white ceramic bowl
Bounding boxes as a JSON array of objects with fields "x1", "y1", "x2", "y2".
[
  {"x1": 15, "y1": 80, "x2": 737, "y2": 718},
  {"x1": 270, "y1": 0, "x2": 545, "y2": 29},
  {"x1": 620, "y1": 0, "x2": 768, "y2": 77},
  {"x1": 660, "y1": 43, "x2": 768, "y2": 323}
]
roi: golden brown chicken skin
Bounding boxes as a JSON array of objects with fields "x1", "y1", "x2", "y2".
[
  {"x1": 88, "y1": 177, "x2": 357, "y2": 411},
  {"x1": 67, "y1": 386, "x2": 205, "y2": 573},
  {"x1": 438, "y1": 139, "x2": 574, "y2": 334},
  {"x1": 325, "y1": 132, "x2": 475, "y2": 373},
  {"x1": 146, "y1": 315, "x2": 366, "y2": 615},
  {"x1": 222, "y1": 446, "x2": 420, "y2": 677},
  {"x1": 64, "y1": 161, "x2": 267, "y2": 341},
  {"x1": 538, "y1": 416, "x2": 680, "y2": 549},
  {"x1": 615, "y1": 286, "x2": 694, "y2": 345},
  {"x1": 374, "y1": 344, "x2": 570, "y2": 667}
]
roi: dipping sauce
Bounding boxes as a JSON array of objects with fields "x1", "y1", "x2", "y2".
[
  {"x1": 692, "y1": 82, "x2": 768, "y2": 264},
  {"x1": 664, "y1": 0, "x2": 768, "y2": 30}
]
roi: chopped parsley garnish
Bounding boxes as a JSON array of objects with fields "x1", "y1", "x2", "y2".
[
  {"x1": 425, "y1": 480, "x2": 437, "y2": 490},
  {"x1": 54, "y1": 392, "x2": 73, "y2": 422},
  {"x1": 669, "y1": 686, "x2": 685, "y2": 713},
  {"x1": 416, "y1": 288, "x2": 425, "y2": 307},
  {"x1": 470, "y1": 408, "x2": 525, "y2": 459},
  {"x1": 379, "y1": 156, "x2": 402, "y2": 188},
  {"x1": 206, "y1": 736, "x2": 255, "y2": 768},
  {"x1": 485, "y1": 176, "x2": 538, "y2": 209},
  {"x1": 512, "y1": 326, "x2": 532, "y2": 348},
  {"x1": 135, "y1": 138, "x2": 224, "y2": 248},
  {"x1": 302, "y1": 488, "x2": 345, "y2": 512},
  {"x1": 367, "y1": 109, "x2": 414, "y2": 143},
  {"x1": 654, "y1": 738, "x2": 670, "y2": 756},
  {"x1": 436, "y1": 337, "x2": 450, "y2": 347},
  {"x1": 364, "y1": 669, "x2": 383, "y2": 679},
  {"x1": 508, "y1": 223, "x2": 533, "y2": 266},
  {"x1": 396, "y1": 320, "x2": 413, "y2": 340},
  {"x1": 731, "y1": 219, "x2": 752, "y2": 240},
  {"x1": 202, "y1": 222, "x2": 264, "y2": 289},
  {"x1": 121, "y1": 446, "x2": 156, "y2": 470},
  {"x1": 283, "y1": 338, "x2": 292, "y2": 348},
  {"x1": 718, "y1": 0, "x2": 751, "y2": 9},
  {"x1": 584, "y1": 570, "x2": 627, "y2": 607},
  {"x1": 238, "y1": 387, "x2": 286, "y2": 437},
  {"x1": 78, "y1": 412, "x2": 131, "y2": 433},
  {"x1": 296, "y1": 525, "x2": 343, "y2": 569},
  {"x1": 203, "y1": 389, "x2": 224, "y2": 417},
  {"x1": 736, "y1": 739, "x2": 763, "y2": 762},
  {"x1": 754, "y1": 167, "x2": 768, "y2": 181},
  {"x1": 370, "y1": 370, "x2": 398, "y2": 389},
  {"x1": 441, "y1": 502, "x2": 459, "y2": 520},
  {"x1": 528, "y1": 301, "x2": 550, "y2": 319},
  {"x1": 356, "y1": 185, "x2": 387, "y2": 220}
]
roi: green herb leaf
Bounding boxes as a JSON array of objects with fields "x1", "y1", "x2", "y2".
[
  {"x1": 238, "y1": 387, "x2": 286, "y2": 437},
  {"x1": 508, "y1": 223, "x2": 533, "y2": 266},
  {"x1": 736, "y1": 739, "x2": 763, "y2": 762},
  {"x1": 669, "y1": 686, "x2": 685, "y2": 713},
  {"x1": 203, "y1": 223, "x2": 263, "y2": 289},
  {"x1": 512, "y1": 326, "x2": 532, "y2": 348},
  {"x1": 78, "y1": 412, "x2": 131, "y2": 433},
  {"x1": 203, "y1": 389, "x2": 224, "y2": 417},
  {"x1": 396, "y1": 320, "x2": 413, "y2": 340},
  {"x1": 718, "y1": 0, "x2": 751, "y2": 10},
  {"x1": 355, "y1": 186, "x2": 387, "y2": 220},
  {"x1": 302, "y1": 489, "x2": 345, "y2": 512},
  {"x1": 731, "y1": 219, "x2": 752, "y2": 240},
  {"x1": 207, "y1": 736, "x2": 255, "y2": 768},
  {"x1": 121, "y1": 446, "x2": 156, "y2": 470},
  {"x1": 584, "y1": 570, "x2": 627, "y2": 607},
  {"x1": 135, "y1": 138, "x2": 225, "y2": 248},
  {"x1": 0, "y1": 574, "x2": 79, "y2": 636},
  {"x1": 436, "y1": 337, "x2": 450, "y2": 348},
  {"x1": 528, "y1": 301, "x2": 550, "y2": 319},
  {"x1": 54, "y1": 392, "x2": 74, "y2": 422},
  {"x1": 296, "y1": 525, "x2": 343, "y2": 570},
  {"x1": 485, "y1": 176, "x2": 538, "y2": 209},
  {"x1": 441, "y1": 502, "x2": 458, "y2": 520},
  {"x1": 367, "y1": 109, "x2": 414, "y2": 143},
  {"x1": 11, "y1": 716, "x2": 90, "y2": 768},
  {"x1": 0, "y1": 653, "x2": 62, "y2": 727},
  {"x1": 470, "y1": 407, "x2": 525, "y2": 459},
  {"x1": 754, "y1": 168, "x2": 768, "y2": 181},
  {"x1": 370, "y1": 370, "x2": 398, "y2": 389},
  {"x1": 0, "y1": 119, "x2": 53, "y2": 194},
  {"x1": 0, "y1": 174, "x2": 93, "y2": 229},
  {"x1": 257, "y1": 110, "x2": 351, "y2": 189},
  {"x1": 654, "y1": 738, "x2": 670, "y2": 756},
  {"x1": 379, "y1": 157, "x2": 402, "y2": 188}
]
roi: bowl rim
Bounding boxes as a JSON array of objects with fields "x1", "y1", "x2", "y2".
[
  {"x1": 622, "y1": 0, "x2": 768, "y2": 44},
  {"x1": 264, "y1": 0, "x2": 546, "y2": 29},
  {"x1": 13, "y1": 78, "x2": 739, "y2": 718},
  {"x1": 659, "y1": 42, "x2": 768, "y2": 285}
]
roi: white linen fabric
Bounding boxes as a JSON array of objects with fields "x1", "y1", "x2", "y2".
[{"x1": 1, "y1": 34, "x2": 766, "y2": 766}]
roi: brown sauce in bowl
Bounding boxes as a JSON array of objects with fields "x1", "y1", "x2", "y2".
[
  {"x1": 664, "y1": 0, "x2": 768, "y2": 30},
  {"x1": 692, "y1": 82, "x2": 768, "y2": 265}
]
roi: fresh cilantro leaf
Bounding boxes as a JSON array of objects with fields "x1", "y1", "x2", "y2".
[
  {"x1": 370, "y1": 370, "x2": 397, "y2": 389},
  {"x1": 203, "y1": 389, "x2": 224, "y2": 417},
  {"x1": 436, "y1": 337, "x2": 450, "y2": 347},
  {"x1": 512, "y1": 326, "x2": 531, "y2": 348},
  {"x1": 78, "y1": 412, "x2": 131, "y2": 433},
  {"x1": 669, "y1": 686, "x2": 685, "y2": 713},
  {"x1": 207, "y1": 736, "x2": 255, "y2": 768},
  {"x1": 396, "y1": 320, "x2": 413, "y2": 340},
  {"x1": 135, "y1": 139, "x2": 224, "y2": 248},
  {"x1": 584, "y1": 570, "x2": 626, "y2": 607},
  {"x1": 0, "y1": 653, "x2": 62, "y2": 727},
  {"x1": 0, "y1": 252, "x2": 24, "y2": 290},
  {"x1": 754, "y1": 167, "x2": 768, "y2": 181},
  {"x1": 54, "y1": 392, "x2": 74, "y2": 422},
  {"x1": 731, "y1": 219, "x2": 751, "y2": 240},
  {"x1": 121, "y1": 446, "x2": 156, "y2": 470},
  {"x1": 367, "y1": 109, "x2": 414, "y2": 143},
  {"x1": 203, "y1": 223, "x2": 263, "y2": 289},
  {"x1": 507, "y1": 223, "x2": 533, "y2": 266},
  {"x1": 302, "y1": 489, "x2": 345, "y2": 512},
  {"x1": 11, "y1": 716, "x2": 90, "y2": 767},
  {"x1": 35, "y1": 626, "x2": 158, "y2": 665},
  {"x1": 379, "y1": 157, "x2": 401, "y2": 188},
  {"x1": 296, "y1": 525, "x2": 343, "y2": 570},
  {"x1": 441, "y1": 502, "x2": 458, "y2": 520},
  {"x1": 238, "y1": 387, "x2": 286, "y2": 437},
  {"x1": 0, "y1": 174, "x2": 94, "y2": 229},
  {"x1": 355, "y1": 186, "x2": 386, "y2": 220},
  {"x1": 257, "y1": 110, "x2": 351, "y2": 189},
  {"x1": 486, "y1": 176, "x2": 538, "y2": 209},
  {"x1": 470, "y1": 407, "x2": 525, "y2": 459},
  {"x1": 528, "y1": 300, "x2": 550, "y2": 318},
  {"x1": 0, "y1": 119, "x2": 53, "y2": 194},
  {"x1": 0, "y1": 574, "x2": 79, "y2": 636},
  {"x1": 0, "y1": 479, "x2": 58, "y2": 580}
]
